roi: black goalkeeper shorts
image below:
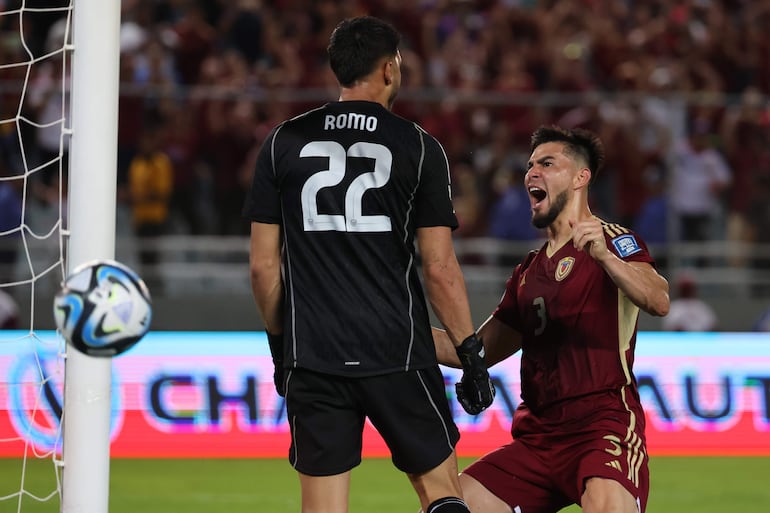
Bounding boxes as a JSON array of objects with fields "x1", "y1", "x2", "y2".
[{"x1": 284, "y1": 366, "x2": 460, "y2": 476}]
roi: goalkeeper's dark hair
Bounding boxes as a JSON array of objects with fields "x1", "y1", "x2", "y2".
[
  {"x1": 327, "y1": 16, "x2": 401, "y2": 88},
  {"x1": 530, "y1": 125, "x2": 605, "y2": 184}
]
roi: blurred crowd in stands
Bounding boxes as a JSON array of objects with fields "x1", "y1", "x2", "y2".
[{"x1": 1, "y1": 0, "x2": 770, "y2": 254}]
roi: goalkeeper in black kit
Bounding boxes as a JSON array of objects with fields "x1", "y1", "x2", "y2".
[{"x1": 243, "y1": 15, "x2": 493, "y2": 513}]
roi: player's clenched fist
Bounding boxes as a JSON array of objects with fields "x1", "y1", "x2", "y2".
[
  {"x1": 570, "y1": 217, "x2": 610, "y2": 261},
  {"x1": 455, "y1": 333, "x2": 495, "y2": 415}
]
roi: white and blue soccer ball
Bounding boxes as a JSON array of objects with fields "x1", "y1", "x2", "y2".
[{"x1": 53, "y1": 259, "x2": 152, "y2": 357}]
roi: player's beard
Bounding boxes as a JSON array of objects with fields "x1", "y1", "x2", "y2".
[{"x1": 532, "y1": 190, "x2": 568, "y2": 229}]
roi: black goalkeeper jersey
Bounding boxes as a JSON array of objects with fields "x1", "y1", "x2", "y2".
[{"x1": 243, "y1": 100, "x2": 458, "y2": 377}]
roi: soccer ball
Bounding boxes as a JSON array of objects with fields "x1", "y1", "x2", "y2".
[{"x1": 53, "y1": 259, "x2": 152, "y2": 357}]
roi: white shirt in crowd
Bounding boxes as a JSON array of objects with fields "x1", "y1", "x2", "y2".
[
  {"x1": 669, "y1": 140, "x2": 731, "y2": 216},
  {"x1": 662, "y1": 298, "x2": 718, "y2": 332}
]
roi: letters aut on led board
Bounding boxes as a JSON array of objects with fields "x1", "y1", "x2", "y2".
[{"x1": 0, "y1": 331, "x2": 768, "y2": 457}]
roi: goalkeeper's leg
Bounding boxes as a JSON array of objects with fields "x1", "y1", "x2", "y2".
[
  {"x1": 409, "y1": 450, "x2": 470, "y2": 512},
  {"x1": 298, "y1": 471, "x2": 351, "y2": 513}
]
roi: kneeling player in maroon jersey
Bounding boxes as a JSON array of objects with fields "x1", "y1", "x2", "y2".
[{"x1": 435, "y1": 126, "x2": 670, "y2": 513}]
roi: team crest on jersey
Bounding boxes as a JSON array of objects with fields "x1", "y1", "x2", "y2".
[
  {"x1": 611, "y1": 234, "x2": 642, "y2": 257},
  {"x1": 555, "y1": 257, "x2": 575, "y2": 281}
]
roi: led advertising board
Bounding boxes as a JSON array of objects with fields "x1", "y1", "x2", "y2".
[{"x1": 0, "y1": 331, "x2": 768, "y2": 457}]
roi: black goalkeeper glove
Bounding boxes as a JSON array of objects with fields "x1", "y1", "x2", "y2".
[
  {"x1": 455, "y1": 333, "x2": 495, "y2": 415},
  {"x1": 266, "y1": 332, "x2": 286, "y2": 397}
]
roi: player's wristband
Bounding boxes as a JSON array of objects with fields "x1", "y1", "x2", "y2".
[{"x1": 455, "y1": 333, "x2": 486, "y2": 366}]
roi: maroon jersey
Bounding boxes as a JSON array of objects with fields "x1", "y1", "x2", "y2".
[{"x1": 494, "y1": 220, "x2": 655, "y2": 433}]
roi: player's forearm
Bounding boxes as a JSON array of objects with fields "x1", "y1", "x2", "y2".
[
  {"x1": 250, "y1": 268, "x2": 284, "y2": 333},
  {"x1": 423, "y1": 260, "x2": 475, "y2": 346},
  {"x1": 432, "y1": 327, "x2": 462, "y2": 368},
  {"x1": 249, "y1": 222, "x2": 284, "y2": 333},
  {"x1": 476, "y1": 316, "x2": 522, "y2": 366},
  {"x1": 598, "y1": 254, "x2": 670, "y2": 316}
]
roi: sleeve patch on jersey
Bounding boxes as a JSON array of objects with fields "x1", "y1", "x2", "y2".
[{"x1": 612, "y1": 234, "x2": 642, "y2": 257}]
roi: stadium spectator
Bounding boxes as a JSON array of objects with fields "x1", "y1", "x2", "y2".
[
  {"x1": 492, "y1": 52, "x2": 540, "y2": 140},
  {"x1": 451, "y1": 161, "x2": 485, "y2": 238},
  {"x1": 0, "y1": 13, "x2": 28, "y2": 180},
  {"x1": 169, "y1": 2, "x2": 216, "y2": 85},
  {"x1": 26, "y1": 18, "x2": 70, "y2": 207},
  {"x1": 668, "y1": 116, "x2": 732, "y2": 246},
  {"x1": 160, "y1": 101, "x2": 211, "y2": 235},
  {"x1": 633, "y1": 159, "x2": 669, "y2": 247},
  {"x1": 469, "y1": 121, "x2": 521, "y2": 202},
  {"x1": 190, "y1": 49, "x2": 259, "y2": 234},
  {"x1": 0, "y1": 175, "x2": 22, "y2": 284},
  {"x1": 117, "y1": 49, "x2": 147, "y2": 205},
  {"x1": 128, "y1": 122, "x2": 174, "y2": 291},
  {"x1": 434, "y1": 125, "x2": 670, "y2": 513},
  {"x1": 720, "y1": 87, "x2": 770, "y2": 261},
  {"x1": 746, "y1": 173, "x2": 770, "y2": 297},
  {"x1": 243, "y1": 16, "x2": 493, "y2": 513},
  {"x1": 596, "y1": 118, "x2": 650, "y2": 227},
  {"x1": 218, "y1": 1, "x2": 266, "y2": 67},
  {"x1": 214, "y1": 97, "x2": 257, "y2": 235},
  {"x1": 662, "y1": 274, "x2": 718, "y2": 332},
  {"x1": 487, "y1": 165, "x2": 541, "y2": 242},
  {"x1": 0, "y1": 100, "x2": 23, "y2": 285}
]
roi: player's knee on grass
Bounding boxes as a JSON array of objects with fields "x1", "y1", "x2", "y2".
[{"x1": 426, "y1": 496, "x2": 471, "y2": 513}]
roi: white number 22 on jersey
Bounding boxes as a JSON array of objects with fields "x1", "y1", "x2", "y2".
[{"x1": 300, "y1": 141, "x2": 392, "y2": 232}]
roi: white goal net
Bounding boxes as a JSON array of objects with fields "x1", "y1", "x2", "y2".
[
  {"x1": 1, "y1": 1, "x2": 121, "y2": 512},
  {"x1": 0, "y1": 1, "x2": 73, "y2": 511}
]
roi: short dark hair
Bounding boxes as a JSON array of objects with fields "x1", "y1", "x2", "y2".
[
  {"x1": 327, "y1": 16, "x2": 401, "y2": 88},
  {"x1": 530, "y1": 126, "x2": 605, "y2": 183}
]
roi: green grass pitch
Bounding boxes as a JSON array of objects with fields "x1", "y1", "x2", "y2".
[{"x1": 2, "y1": 456, "x2": 769, "y2": 512}]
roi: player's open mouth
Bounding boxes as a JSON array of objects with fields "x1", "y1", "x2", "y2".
[{"x1": 529, "y1": 186, "x2": 546, "y2": 208}]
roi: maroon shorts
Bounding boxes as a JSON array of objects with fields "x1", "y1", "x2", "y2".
[{"x1": 463, "y1": 416, "x2": 649, "y2": 513}]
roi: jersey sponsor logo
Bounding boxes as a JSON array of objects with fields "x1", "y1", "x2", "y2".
[
  {"x1": 612, "y1": 234, "x2": 642, "y2": 257},
  {"x1": 555, "y1": 257, "x2": 574, "y2": 281}
]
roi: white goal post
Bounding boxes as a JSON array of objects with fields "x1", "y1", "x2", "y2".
[{"x1": 61, "y1": 1, "x2": 121, "y2": 512}]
